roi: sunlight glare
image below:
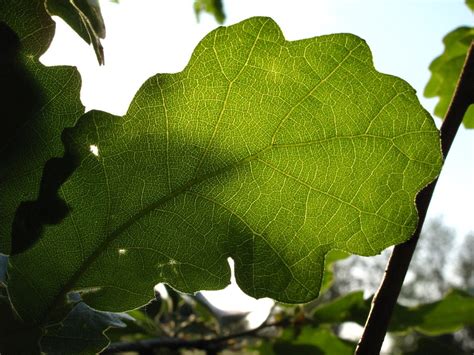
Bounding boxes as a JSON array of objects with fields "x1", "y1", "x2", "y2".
[{"x1": 89, "y1": 144, "x2": 99, "y2": 157}]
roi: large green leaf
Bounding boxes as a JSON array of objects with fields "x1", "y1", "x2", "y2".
[
  {"x1": 312, "y1": 289, "x2": 474, "y2": 336},
  {"x1": 0, "y1": 0, "x2": 84, "y2": 254},
  {"x1": 424, "y1": 26, "x2": 474, "y2": 128},
  {"x1": 8, "y1": 17, "x2": 441, "y2": 327}
]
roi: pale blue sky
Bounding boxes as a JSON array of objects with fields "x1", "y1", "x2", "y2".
[{"x1": 42, "y1": 0, "x2": 473, "y2": 238}]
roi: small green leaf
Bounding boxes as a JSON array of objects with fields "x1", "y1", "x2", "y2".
[
  {"x1": 320, "y1": 250, "x2": 350, "y2": 293},
  {"x1": 41, "y1": 301, "x2": 133, "y2": 354},
  {"x1": 46, "y1": 0, "x2": 106, "y2": 64},
  {"x1": 273, "y1": 327, "x2": 354, "y2": 355},
  {"x1": 312, "y1": 289, "x2": 474, "y2": 336},
  {"x1": 390, "y1": 289, "x2": 474, "y2": 335},
  {"x1": 466, "y1": 0, "x2": 474, "y2": 12},
  {"x1": 194, "y1": 0, "x2": 226, "y2": 24},
  {"x1": 312, "y1": 291, "x2": 368, "y2": 325},
  {"x1": 8, "y1": 17, "x2": 442, "y2": 326},
  {"x1": 0, "y1": 0, "x2": 84, "y2": 254},
  {"x1": 424, "y1": 26, "x2": 474, "y2": 128}
]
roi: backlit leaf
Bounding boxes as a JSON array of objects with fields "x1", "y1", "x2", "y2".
[
  {"x1": 8, "y1": 17, "x2": 441, "y2": 328},
  {"x1": 0, "y1": 0, "x2": 84, "y2": 254},
  {"x1": 424, "y1": 26, "x2": 474, "y2": 128}
]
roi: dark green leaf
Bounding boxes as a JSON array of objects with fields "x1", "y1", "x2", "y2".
[
  {"x1": 312, "y1": 289, "x2": 474, "y2": 336},
  {"x1": 0, "y1": 255, "x2": 7, "y2": 284},
  {"x1": 312, "y1": 291, "x2": 368, "y2": 325},
  {"x1": 0, "y1": 0, "x2": 54, "y2": 57},
  {"x1": 273, "y1": 327, "x2": 354, "y2": 355},
  {"x1": 0, "y1": 0, "x2": 84, "y2": 254},
  {"x1": 0, "y1": 295, "x2": 42, "y2": 355},
  {"x1": 424, "y1": 26, "x2": 474, "y2": 128},
  {"x1": 390, "y1": 289, "x2": 474, "y2": 335},
  {"x1": 41, "y1": 302, "x2": 133, "y2": 355},
  {"x1": 46, "y1": 0, "x2": 106, "y2": 64},
  {"x1": 8, "y1": 17, "x2": 442, "y2": 327},
  {"x1": 194, "y1": 0, "x2": 226, "y2": 24},
  {"x1": 105, "y1": 309, "x2": 158, "y2": 342},
  {"x1": 403, "y1": 335, "x2": 468, "y2": 355}
]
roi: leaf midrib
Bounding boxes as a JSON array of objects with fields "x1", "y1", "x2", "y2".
[
  {"x1": 42, "y1": 127, "x2": 430, "y2": 323},
  {"x1": 41, "y1": 143, "x2": 274, "y2": 323}
]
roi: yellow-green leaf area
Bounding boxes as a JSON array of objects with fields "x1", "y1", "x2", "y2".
[
  {"x1": 424, "y1": 26, "x2": 474, "y2": 128},
  {"x1": 9, "y1": 17, "x2": 442, "y2": 323}
]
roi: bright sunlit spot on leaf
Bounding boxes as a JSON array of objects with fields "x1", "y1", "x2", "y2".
[{"x1": 89, "y1": 144, "x2": 99, "y2": 157}]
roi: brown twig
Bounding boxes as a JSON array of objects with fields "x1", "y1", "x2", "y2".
[
  {"x1": 102, "y1": 319, "x2": 289, "y2": 354},
  {"x1": 356, "y1": 42, "x2": 474, "y2": 354}
]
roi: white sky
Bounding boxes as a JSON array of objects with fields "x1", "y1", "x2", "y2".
[{"x1": 41, "y1": 0, "x2": 473, "y2": 319}]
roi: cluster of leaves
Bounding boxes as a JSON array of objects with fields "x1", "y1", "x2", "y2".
[
  {"x1": 100, "y1": 280, "x2": 474, "y2": 354},
  {"x1": 424, "y1": 0, "x2": 474, "y2": 127},
  {"x1": 0, "y1": 0, "x2": 471, "y2": 354}
]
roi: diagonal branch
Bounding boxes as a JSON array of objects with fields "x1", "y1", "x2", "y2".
[
  {"x1": 102, "y1": 319, "x2": 289, "y2": 353},
  {"x1": 355, "y1": 41, "x2": 474, "y2": 354}
]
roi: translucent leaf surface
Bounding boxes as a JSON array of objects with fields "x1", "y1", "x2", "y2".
[
  {"x1": 8, "y1": 17, "x2": 442, "y2": 326},
  {"x1": 0, "y1": 0, "x2": 84, "y2": 254},
  {"x1": 424, "y1": 26, "x2": 474, "y2": 128}
]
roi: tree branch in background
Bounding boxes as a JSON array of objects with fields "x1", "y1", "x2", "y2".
[
  {"x1": 356, "y1": 42, "x2": 474, "y2": 355},
  {"x1": 102, "y1": 319, "x2": 289, "y2": 353}
]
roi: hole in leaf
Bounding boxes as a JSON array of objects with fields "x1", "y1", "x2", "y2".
[{"x1": 89, "y1": 144, "x2": 99, "y2": 156}]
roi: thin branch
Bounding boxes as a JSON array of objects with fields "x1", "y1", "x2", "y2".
[
  {"x1": 102, "y1": 319, "x2": 289, "y2": 353},
  {"x1": 356, "y1": 42, "x2": 474, "y2": 354}
]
